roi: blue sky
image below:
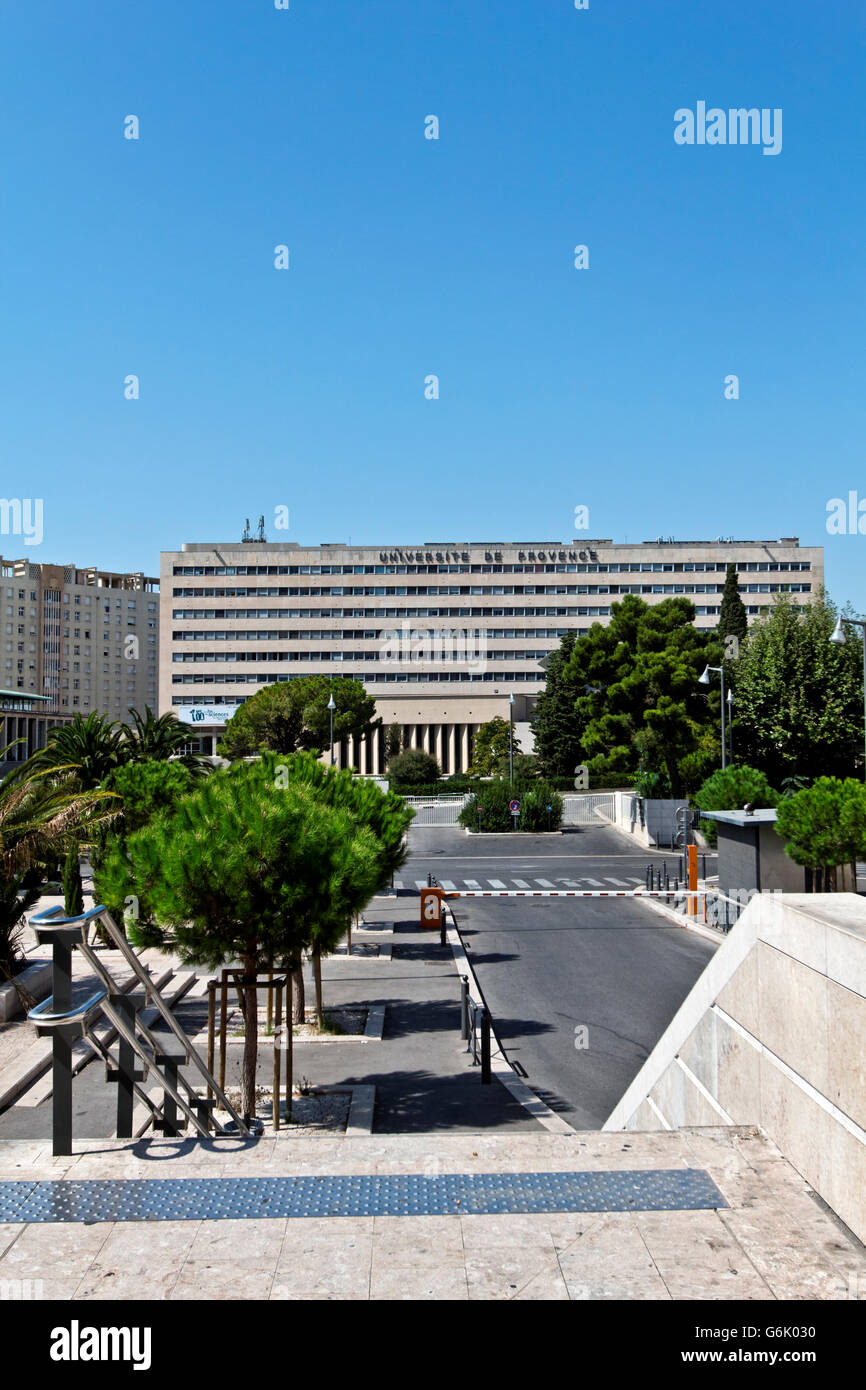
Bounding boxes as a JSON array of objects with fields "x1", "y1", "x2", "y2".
[{"x1": 2, "y1": 1, "x2": 864, "y2": 608}]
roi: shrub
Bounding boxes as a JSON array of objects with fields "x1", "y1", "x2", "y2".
[
  {"x1": 775, "y1": 777, "x2": 866, "y2": 886},
  {"x1": 459, "y1": 778, "x2": 563, "y2": 832},
  {"x1": 693, "y1": 764, "x2": 779, "y2": 847},
  {"x1": 386, "y1": 749, "x2": 441, "y2": 787}
]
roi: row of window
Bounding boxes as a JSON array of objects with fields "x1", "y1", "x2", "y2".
[
  {"x1": 171, "y1": 561, "x2": 812, "y2": 577},
  {"x1": 172, "y1": 650, "x2": 551, "y2": 664},
  {"x1": 172, "y1": 671, "x2": 542, "y2": 685},
  {"x1": 171, "y1": 582, "x2": 809, "y2": 601},
  {"x1": 173, "y1": 627, "x2": 573, "y2": 642}
]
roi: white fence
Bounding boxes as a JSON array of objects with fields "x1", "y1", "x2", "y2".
[
  {"x1": 402, "y1": 794, "x2": 472, "y2": 826},
  {"x1": 561, "y1": 793, "x2": 617, "y2": 826}
]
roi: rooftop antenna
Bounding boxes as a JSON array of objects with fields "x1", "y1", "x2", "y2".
[
  {"x1": 241, "y1": 518, "x2": 252, "y2": 543},
  {"x1": 257, "y1": 514, "x2": 267, "y2": 543}
]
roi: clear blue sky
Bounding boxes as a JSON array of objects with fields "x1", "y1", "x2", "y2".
[{"x1": 2, "y1": 1, "x2": 864, "y2": 609}]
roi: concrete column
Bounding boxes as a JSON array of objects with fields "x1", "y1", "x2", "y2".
[
  {"x1": 447, "y1": 723, "x2": 456, "y2": 775},
  {"x1": 460, "y1": 723, "x2": 470, "y2": 772},
  {"x1": 434, "y1": 722, "x2": 444, "y2": 771}
]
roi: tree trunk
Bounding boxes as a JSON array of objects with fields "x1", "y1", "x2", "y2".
[
  {"x1": 241, "y1": 950, "x2": 258, "y2": 1121},
  {"x1": 313, "y1": 948, "x2": 324, "y2": 1029},
  {"x1": 291, "y1": 961, "x2": 305, "y2": 1023}
]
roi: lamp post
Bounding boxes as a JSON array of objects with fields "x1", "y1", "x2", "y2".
[
  {"x1": 727, "y1": 688, "x2": 734, "y2": 764},
  {"x1": 327, "y1": 691, "x2": 336, "y2": 766},
  {"x1": 698, "y1": 664, "x2": 727, "y2": 769},
  {"x1": 830, "y1": 616, "x2": 866, "y2": 777},
  {"x1": 508, "y1": 693, "x2": 515, "y2": 785}
]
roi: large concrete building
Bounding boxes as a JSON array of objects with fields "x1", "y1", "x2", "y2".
[
  {"x1": 160, "y1": 536, "x2": 823, "y2": 773},
  {"x1": 0, "y1": 557, "x2": 160, "y2": 725}
]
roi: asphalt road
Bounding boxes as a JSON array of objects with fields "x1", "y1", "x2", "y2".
[{"x1": 403, "y1": 825, "x2": 717, "y2": 1129}]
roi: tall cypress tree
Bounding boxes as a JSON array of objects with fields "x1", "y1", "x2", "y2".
[
  {"x1": 531, "y1": 631, "x2": 584, "y2": 780},
  {"x1": 718, "y1": 563, "x2": 748, "y2": 650}
]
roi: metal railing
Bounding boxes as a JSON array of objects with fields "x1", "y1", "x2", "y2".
[
  {"x1": 459, "y1": 976, "x2": 491, "y2": 1082},
  {"x1": 28, "y1": 904, "x2": 252, "y2": 1154}
]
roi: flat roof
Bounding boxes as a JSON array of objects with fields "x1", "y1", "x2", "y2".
[{"x1": 700, "y1": 809, "x2": 778, "y2": 826}]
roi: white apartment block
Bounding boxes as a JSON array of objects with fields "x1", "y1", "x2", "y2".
[
  {"x1": 0, "y1": 557, "x2": 160, "y2": 726},
  {"x1": 160, "y1": 535, "x2": 823, "y2": 774}
]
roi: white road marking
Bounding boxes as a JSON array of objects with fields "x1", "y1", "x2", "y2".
[
  {"x1": 512, "y1": 879, "x2": 532, "y2": 889},
  {"x1": 582, "y1": 878, "x2": 603, "y2": 887},
  {"x1": 395, "y1": 880, "x2": 404, "y2": 889},
  {"x1": 463, "y1": 879, "x2": 483, "y2": 889},
  {"x1": 487, "y1": 879, "x2": 507, "y2": 889},
  {"x1": 440, "y1": 880, "x2": 457, "y2": 891},
  {"x1": 414, "y1": 879, "x2": 429, "y2": 890},
  {"x1": 535, "y1": 879, "x2": 555, "y2": 888},
  {"x1": 604, "y1": 877, "x2": 631, "y2": 886}
]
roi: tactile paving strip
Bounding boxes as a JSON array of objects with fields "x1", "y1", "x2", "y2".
[{"x1": 0, "y1": 1169, "x2": 725, "y2": 1223}]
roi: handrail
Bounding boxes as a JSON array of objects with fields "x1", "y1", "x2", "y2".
[
  {"x1": 77, "y1": 909, "x2": 250, "y2": 1136},
  {"x1": 29, "y1": 989, "x2": 107, "y2": 1028}
]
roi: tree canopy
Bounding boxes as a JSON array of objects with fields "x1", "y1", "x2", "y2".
[
  {"x1": 775, "y1": 777, "x2": 866, "y2": 878},
  {"x1": 531, "y1": 632, "x2": 583, "y2": 780},
  {"x1": 467, "y1": 717, "x2": 520, "y2": 777},
  {"x1": 219, "y1": 676, "x2": 379, "y2": 760},
  {"x1": 559, "y1": 596, "x2": 722, "y2": 794},
  {"x1": 731, "y1": 592, "x2": 864, "y2": 783}
]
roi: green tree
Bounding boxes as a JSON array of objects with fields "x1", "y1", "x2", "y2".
[
  {"x1": 219, "y1": 676, "x2": 379, "y2": 760},
  {"x1": 98, "y1": 759, "x2": 383, "y2": 1118},
  {"x1": 62, "y1": 842, "x2": 84, "y2": 918},
  {"x1": 775, "y1": 777, "x2": 866, "y2": 890},
  {"x1": 384, "y1": 723, "x2": 403, "y2": 767},
  {"x1": 387, "y1": 748, "x2": 441, "y2": 787},
  {"x1": 91, "y1": 761, "x2": 199, "y2": 926},
  {"x1": 531, "y1": 632, "x2": 584, "y2": 779},
  {"x1": 561, "y1": 596, "x2": 721, "y2": 795},
  {"x1": 468, "y1": 717, "x2": 520, "y2": 777},
  {"x1": 732, "y1": 592, "x2": 864, "y2": 783},
  {"x1": 0, "y1": 761, "x2": 116, "y2": 983},
  {"x1": 27, "y1": 712, "x2": 128, "y2": 790},
  {"x1": 717, "y1": 564, "x2": 748, "y2": 652},
  {"x1": 122, "y1": 706, "x2": 210, "y2": 774},
  {"x1": 693, "y1": 764, "x2": 779, "y2": 844}
]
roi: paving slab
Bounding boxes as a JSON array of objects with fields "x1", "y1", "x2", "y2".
[{"x1": 0, "y1": 1127, "x2": 864, "y2": 1301}]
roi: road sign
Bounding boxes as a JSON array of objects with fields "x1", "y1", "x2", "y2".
[
  {"x1": 419, "y1": 888, "x2": 443, "y2": 928},
  {"x1": 509, "y1": 799, "x2": 520, "y2": 813}
]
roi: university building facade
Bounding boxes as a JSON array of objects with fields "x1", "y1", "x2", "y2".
[{"x1": 159, "y1": 536, "x2": 823, "y2": 774}]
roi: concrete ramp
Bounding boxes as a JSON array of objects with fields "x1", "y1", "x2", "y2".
[{"x1": 604, "y1": 892, "x2": 866, "y2": 1245}]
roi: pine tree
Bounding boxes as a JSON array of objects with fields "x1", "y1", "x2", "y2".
[{"x1": 718, "y1": 564, "x2": 748, "y2": 651}]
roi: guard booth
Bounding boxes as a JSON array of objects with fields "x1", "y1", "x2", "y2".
[{"x1": 700, "y1": 809, "x2": 807, "y2": 897}]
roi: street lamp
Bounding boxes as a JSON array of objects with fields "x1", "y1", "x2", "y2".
[
  {"x1": 327, "y1": 690, "x2": 336, "y2": 766},
  {"x1": 727, "y1": 688, "x2": 734, "y2": 764},
  {"x1": 830, "y1": 616, "x2": 866, "y2": 777},
  {"x1": 508, "y1": 693, "x2": 515, "y2": 785},
  {"x1": 698, "y1": 664, "x2": 727, "y2": 769}
]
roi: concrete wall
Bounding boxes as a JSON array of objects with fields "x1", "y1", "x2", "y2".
[{"x1": 605, "y1": 892, "x2": 866, "y2": 1244}]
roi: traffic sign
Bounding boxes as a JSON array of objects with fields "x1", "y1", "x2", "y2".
[{"x1": 509, "y1": 799, "x2": 520, "y2": 813}]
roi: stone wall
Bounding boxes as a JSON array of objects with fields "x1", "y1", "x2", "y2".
[{"x1": 604, "y1": 892, "x2": 866, "y2": 1243}]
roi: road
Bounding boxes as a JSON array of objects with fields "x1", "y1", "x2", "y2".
[{"x1": 402, "y1": 825, "x2": 716, "y2": 1129}]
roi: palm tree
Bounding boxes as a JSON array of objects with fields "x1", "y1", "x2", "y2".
[
  {"x1": 122, "y1": 707, "x2": 209, "y2": 774},
  {"x1": 26, "y1": 712, "x2": 127, "y2": 790},
  {"x1": 0, "y1": 764, "x2": 118, "y2": 983}
]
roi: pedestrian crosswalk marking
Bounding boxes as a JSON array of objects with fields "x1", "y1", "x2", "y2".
[
  {"x1": 487, "y1": 879, "x2": 507, "y2": 889},
  {"x1": 440, "y1": 880, "x2": 457, "y2": 891},
  {"x1": 463, "y1": 879, "x2": 482, "y2": 889},
  {"x1": 512, "y1": 879, "x2": 532, "y2": 889},
  {"x1": 604, "y1": 877, "x2": 631, "y2": 887},
  {"x1": 582, "y1": 878, "x2": 603, "y2": 887},
  {"x1": 414, "y1": 879, "x2": 428, "y2": 890},
  {"x1": 535, "y1": 879, "x2": 555, "y2": 888}
]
